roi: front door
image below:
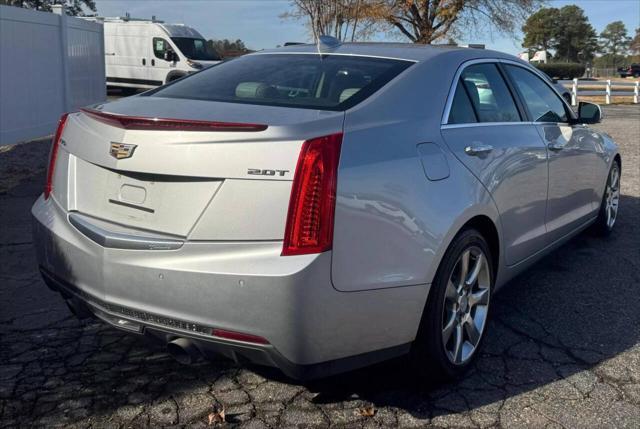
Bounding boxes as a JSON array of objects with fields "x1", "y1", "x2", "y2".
[
  {"x1": 503, "y1": 64, "x2": 605, "y2": 244},
  {"x1": 149, "y1": 37, "x2": 177, "y2": 86},
  {"x1": 441, "y1": 62, "x2": 549, "y2": 266}
]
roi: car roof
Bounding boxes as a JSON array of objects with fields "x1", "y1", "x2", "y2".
[{"x1": 254, "y1": 42, "x2": 517, "y2": 63}]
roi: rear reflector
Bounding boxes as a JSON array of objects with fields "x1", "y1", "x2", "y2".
[
  {"x1": 282, "y1": 133, "x2": 343, "y2": 256},
  {"x1": 212, "y1": 328, "x2": 270, "y2": 345},
  {"x1": 80, "y1": 108, "x2": 267, "y2": 132},
  {"x1": 44, "y1": 113, "x2": 70, "y2": 200}
]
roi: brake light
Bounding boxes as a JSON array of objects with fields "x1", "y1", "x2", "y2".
[
  {"x1": 44, "y1": 113, "x2": 70, "y2": 200},
  {"x1": 282, "y1": 133, "x2": 343, "y2": 256},
  {"x1": 80, "y1": 108, "x2": 267, "y2": 132}
]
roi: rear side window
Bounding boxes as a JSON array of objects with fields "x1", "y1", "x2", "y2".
[
  {"x1": 458, "y1": 64, "x2": 520, "y2": 123},
  {"x1": 448, "y1": 80, "x2": 477, "y2": 124},
  {"x1": 505, "y1": 65, "x2": 569, "y2": 123},
  {"x1": 149, "y1": 54, "x2": 413, "y2": 111}
]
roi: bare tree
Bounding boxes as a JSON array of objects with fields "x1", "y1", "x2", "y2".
[
  {"x1": 283, "y1": 0, "x2": 379, "y2": 42},
  {"x1": 365, "y1": 0, "x2": 543, "y2": 44},
  {"x1": 285, "y1": 0, "x2": 544, "y2": 44}
]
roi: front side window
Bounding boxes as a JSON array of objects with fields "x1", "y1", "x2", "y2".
[
  {"x1": 153, "y1": 37, "x2": 171, "y2": 60},
  {"x1": 505, "y1": 65, "x2": 568, "y2": 123},
  {"x1": 149, "y1": 54, "x2": 413, "y2": 111},
  {"x1": 458, "y1": 64, "x2": 521, "y2": 123},
  {"x1": 171, "y1": 37, "x2": 220, "y2": 61}
]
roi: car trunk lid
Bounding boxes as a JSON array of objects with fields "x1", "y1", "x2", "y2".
[{"x1": 55, "y1": 97, "x2": 344, "y2": 240}]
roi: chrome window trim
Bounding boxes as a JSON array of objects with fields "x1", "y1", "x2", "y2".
[
  {"x1": 442, "y1": 122, "x2": 533, "y2": 130},
  {"x1": 441, "y1": 58, "x2": 575, "y2": 127},
  {"x1": 441, "y1": 120, "x2": 573, "y2": 130}
]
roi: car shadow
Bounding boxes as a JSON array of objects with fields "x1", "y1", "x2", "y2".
[{"x1": 2, "y1": 161, "x2": 638, "y2": 425}]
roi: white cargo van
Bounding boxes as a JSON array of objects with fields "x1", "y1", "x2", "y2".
[{"x1": 85, "y1": 17, "x2": 221, "y2": 90}]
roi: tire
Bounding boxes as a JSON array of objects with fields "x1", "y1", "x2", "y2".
[
  {"x1": 410, "y1": 228, "x2": 493, "y2": 381},
  {"x1": 591, "y1": 161, "x2": 621, "y2": 236}
]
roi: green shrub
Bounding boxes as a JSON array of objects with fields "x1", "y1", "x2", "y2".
[{"x1": 534, "y1": 63, "x2": 585, "y2": 79}]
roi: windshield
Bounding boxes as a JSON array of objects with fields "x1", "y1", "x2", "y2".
[
  {"x1": 171, "y1": 37, "x2": 220, "y2": 61},
  {"x1": 149, "y1": 54, "x2": 413, "y2": 111}
]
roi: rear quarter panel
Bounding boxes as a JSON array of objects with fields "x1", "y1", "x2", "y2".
[{"x1": 331, "y1": 55, "x2": 502, "y2": 292}]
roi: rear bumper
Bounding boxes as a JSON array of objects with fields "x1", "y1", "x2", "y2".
[{"x1": 32, "y1": 196, "x2": 427, "y2": 379}]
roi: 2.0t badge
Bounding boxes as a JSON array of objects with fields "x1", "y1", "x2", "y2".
[{"x1": 110, "y1": 142, "x2": 137, "y2": 160}]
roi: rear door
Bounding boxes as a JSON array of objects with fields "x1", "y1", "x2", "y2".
[
  {"x1": 441, "y1": 61, "x2": 549, "y2": 266},
  {"x1": 503, "y1": 63, "x2": 606, "y2": 244}
]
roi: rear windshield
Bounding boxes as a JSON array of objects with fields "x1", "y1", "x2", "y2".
[{"x1": 149, "y1": 54, "x2": 413, "y2": 111}]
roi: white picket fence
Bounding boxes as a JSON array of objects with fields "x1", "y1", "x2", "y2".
[
  {"x1": 561, "y1": 79, "x2": 640, "y2": 106},
  {"x1": 0, "y1": 5, "x2": 106, "y2": 146}
]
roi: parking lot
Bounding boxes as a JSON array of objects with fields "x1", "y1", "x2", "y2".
[{"x1": 1, "y1": 105, "x2": 639, "y2": 428}]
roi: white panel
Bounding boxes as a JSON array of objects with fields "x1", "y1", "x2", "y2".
[{"x1": 0, "y1": 5, "x2": 105, "y2": 145}]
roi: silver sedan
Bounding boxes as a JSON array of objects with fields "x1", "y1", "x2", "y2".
[{"x1": 32, "y1": 41, "x2": 620, "y2": 380}]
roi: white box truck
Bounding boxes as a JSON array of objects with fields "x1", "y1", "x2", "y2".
[{"x1": 84, "y1": 16, "x2": 221, "y2": 90}]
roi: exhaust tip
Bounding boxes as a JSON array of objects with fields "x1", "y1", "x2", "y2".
[{"x1": 167, "y1": 338, "x2": 202, "y2": 365}]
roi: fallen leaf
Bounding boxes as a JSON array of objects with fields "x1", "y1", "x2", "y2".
[
  {"x1": 208, "y1": 406, "x2": 226, "y2": 425},
  {"x1": 358, "y1": 406, "x2": 376, "y2": 417}
]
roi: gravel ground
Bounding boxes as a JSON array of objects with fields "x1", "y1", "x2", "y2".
[{"x1": 1, "y1": 105, "x2": 639, "y2": 428}]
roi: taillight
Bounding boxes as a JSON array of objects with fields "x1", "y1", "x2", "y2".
[
  {"x1": 44, "y1": 113, "x2": 70, "y2": 200},
  {"x1": 282, "y1": 133, "x2": 343, "y2": 256}
]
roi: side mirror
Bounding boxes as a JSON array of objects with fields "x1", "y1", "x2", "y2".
[
  {"x1": 577, "y1": 101, "x2": 602, "y2": 124},
  {"x1": 164, "y1": 50, "x2": 178, "y2": 62}
]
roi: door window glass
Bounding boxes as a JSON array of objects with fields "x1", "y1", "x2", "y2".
[
  {"x1": 505, "y1": 65, "x2": 569, "y2": 123},
  {"x1": 153, "y1": 38, "x2": 170, "y2": 60},
  {"x1": 448, "y1": 80, "x2": 477, "y2": 124},
  {"x1": 459, "y1": 64, "x2": 521, "y2": 122}
]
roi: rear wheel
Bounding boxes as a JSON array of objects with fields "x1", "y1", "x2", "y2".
[
  {"x1": 410, "y1": 228, "x2": 493, "y2": 380},
  {"x1": 592, "y1": 162, "x2": 620, "y2": 235}
]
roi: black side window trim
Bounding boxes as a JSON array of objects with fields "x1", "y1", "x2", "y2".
[
  {"x1": 495, "y1": 62, "x2": 529, "y2": 122},
  {"x1": 459, "y1": 78, "x2": 480, "y2": 122}
]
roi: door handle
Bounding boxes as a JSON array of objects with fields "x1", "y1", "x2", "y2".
[
  {"x1": 465, "y1": 143, "x2": 493, "y2": 156},
  {"x1": 142, "y1": 58, "x2": 146, "y2": 65},
  {"x1": 151, "y1": 59, "x2": 155, "y2": 66},
  {"x1": 548, "y1": 142, "x2": 564, "y2": 151}
]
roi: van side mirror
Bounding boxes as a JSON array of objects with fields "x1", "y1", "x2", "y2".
[
  {"x1": 164, "y1": 50, "x2": 178, "y2": 62},
  {"x1": 577, "y1": 101, "x2": 602, "y2": 124}
]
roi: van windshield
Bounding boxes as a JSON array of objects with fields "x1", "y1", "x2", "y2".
[
  {"x1": 149, "y1": 54, "x2": 413, "y2": 111},
  {"x1": 171, "y1": 37, "x2": 220, "y2": 61}
]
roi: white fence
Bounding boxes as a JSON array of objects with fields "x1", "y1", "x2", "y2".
[
  {"x1": 0, "y1": 5, "x2": 106, "y2": 146},
  {"x1": 560, "y1": 79, "x2": 640, "y2": 106}
]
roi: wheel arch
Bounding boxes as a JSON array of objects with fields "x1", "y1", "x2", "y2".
[{"x1": 461, "y1": 215, "x2": 500, "y2": 278}]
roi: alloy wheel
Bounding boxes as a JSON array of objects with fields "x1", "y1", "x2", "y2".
[
  {"x1": 441, "y1": 246, "x2": 491, "y2": 365},
  {"x1": 605, "y1": 165, "x2": 620, "y2": 229}
]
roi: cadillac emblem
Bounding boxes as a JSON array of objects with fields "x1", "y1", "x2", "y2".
[{"x1": 110, "y1": 142, "x2": 137, "y2": 160}]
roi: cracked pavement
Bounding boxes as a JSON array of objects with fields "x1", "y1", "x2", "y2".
[{"x1": 1, "y1": 105, "x2": 639, "y2": 428}]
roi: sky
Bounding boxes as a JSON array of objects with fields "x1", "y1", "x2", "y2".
[{"x1": 93, "y1": 0, "x2": 640, "y2": 55}]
